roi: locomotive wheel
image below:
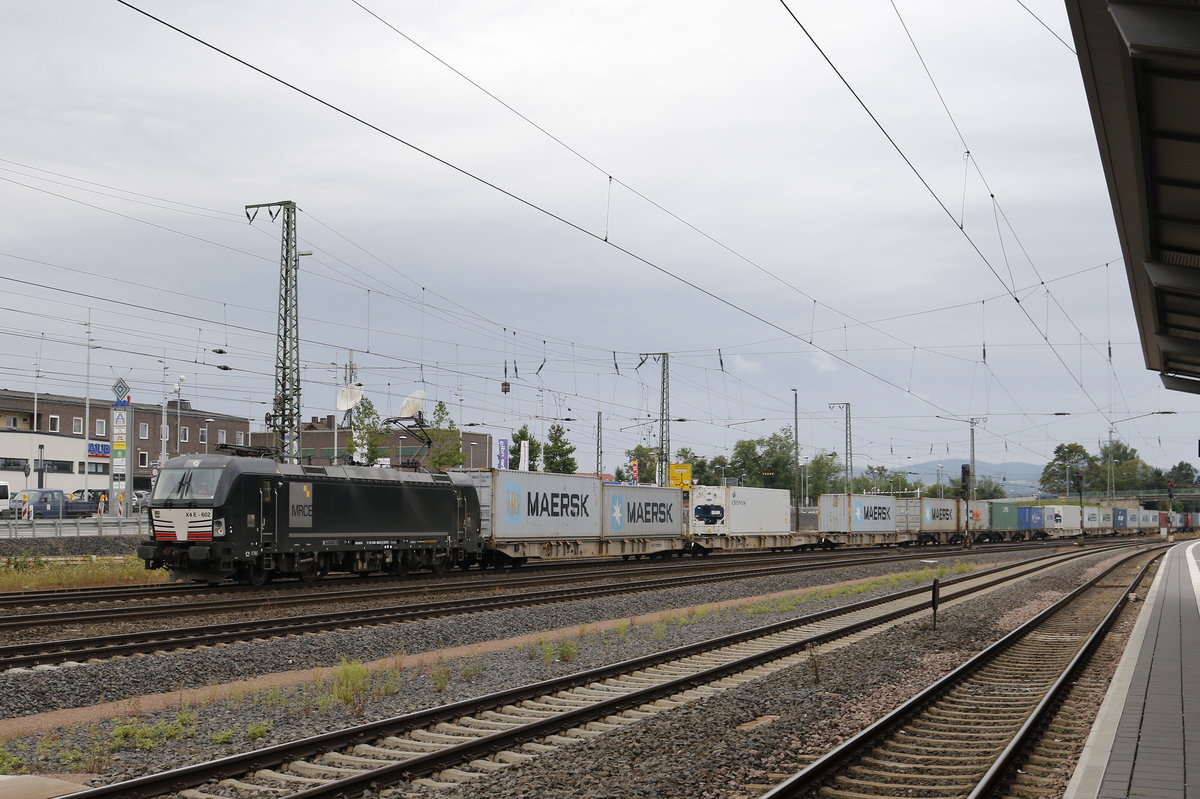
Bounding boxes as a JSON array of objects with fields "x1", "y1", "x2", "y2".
[
  {"x1": 431, "y1": 557, "x2": 449, "y2": 576},
  {"x1": 241, "y1": 563, "x2": 269, "y2": 586}
]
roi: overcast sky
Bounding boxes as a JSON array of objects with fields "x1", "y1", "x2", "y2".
[{"x1": 0, "y1": 0, "x2": 1189, "y2": 484}]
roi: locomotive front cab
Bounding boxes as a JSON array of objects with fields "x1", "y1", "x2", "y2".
[{"x1": 138, "y1": 456, "x2": 232, "y2": 582}]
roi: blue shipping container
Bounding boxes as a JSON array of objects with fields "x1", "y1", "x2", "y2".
[
  {"x1": 1113, "y1": 508, "x2": 1128, "y2": 529},
  {"x1": 1018, "y1": 506, "x2": 1045, "y2": 530}
]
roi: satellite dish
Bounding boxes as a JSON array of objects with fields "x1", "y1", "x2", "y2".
[
  {"x1": 335, "y1": 383, "x2": 364, "y2": 412},
  {"x1": 396, "y1": 389, "x2": 427, "y2": 419}
]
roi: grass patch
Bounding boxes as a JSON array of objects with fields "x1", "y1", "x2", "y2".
[
  {"x1": 742, "y1": 561, "x2": 977, "y2": 617},
  {"x1": 430, "y1": 660, "x2": 451, "y2": 693},
  {"x1": 0, "y1": 554, "x2": 166, "y2": 590},
  {"x1": 332, "y1": 657, "x2": 371, "y2": 716}
]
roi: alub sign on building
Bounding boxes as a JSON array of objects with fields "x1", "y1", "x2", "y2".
[{"x1": 109, "y1": 378, "x2": 133, "y2": 515}]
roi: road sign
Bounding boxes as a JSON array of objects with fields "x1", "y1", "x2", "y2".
[
  {"x1": 151, "y1": 467, "x2": 159, "y2": 478},
  {"x1": 668, "y1": 463, "x2": 693, "y2": 490},
  {"x1": 112, "y1": 378, "x2": 129, "y2": 399}
]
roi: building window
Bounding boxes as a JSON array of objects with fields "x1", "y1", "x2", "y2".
[
  {"x1": 4, "y1": 416, "x2": 15, "y2": 429},
  {"x1": 48, "y1": 415, "x2": 60, "y2": 433},
  {"x1": 139, "y1": 423, "x2": 149, "y2": 440},
  {"x1": 95, "y1": 419, "x2": 106, "y2": 436},
  {"x1": 41, "y1": 459, "x2": 72, "y2": 474},
  {"x1": 199, "y1": 427, "x2": 207, "y2": 445},
  {"x1": 72, "y1": 417, "x2": 83, "y2": 435},
  {"x1": 138, "y1": 452, "x2": 149, "y2": 468},
  {"x1": 0, "y1": 458, "x2": 29, "y2": 472},
  {"x1": 180, "y1": 427, "x2": 189, "y2": 444},
  {"x1": 85, "y1": 462, "x2": 109, "y2": 475},
  {"x1": 218, "y1": 429, "x2": 227, "y2": 445},
  {"x1": 236, "y1": 431, "x2": 244, "y2": 446}
]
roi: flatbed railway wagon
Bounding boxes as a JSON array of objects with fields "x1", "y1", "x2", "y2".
[
  {"x1": 818, "y1": 494, "x2": 902, "y2": 546},
  {"x1": 467, "y1": 470, "x2": 685, "y2": 564},
  {"x1": 895, "y1": 497, "x2": 959, "y2": 545},
  {"x1": 139, "y1": 454, "x2": 481, "y2": 583},
  {"x1": 687, "y1": 485, "x2": 802, "y2": 553}
]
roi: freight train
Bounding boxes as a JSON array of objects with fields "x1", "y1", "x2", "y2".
[{"x1": 137, "y1": 454, "x2": 1171, "y2": 583}]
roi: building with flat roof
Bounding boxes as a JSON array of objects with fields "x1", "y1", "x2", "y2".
[
  {"x1": 0, "y1": 388, "x2": 249, "y2": 494},
  {"x1": 249, "y1": 414, "x2": 493, "y2": 470}
]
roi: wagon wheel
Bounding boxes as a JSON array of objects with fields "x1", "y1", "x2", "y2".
[{"x1": 297, "y1": 560, "x2": 319, "y2": 584}]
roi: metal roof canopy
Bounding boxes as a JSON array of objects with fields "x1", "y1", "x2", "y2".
[{"x1": 1065, "y1": 1, "x2": 1200, "y2": 394}]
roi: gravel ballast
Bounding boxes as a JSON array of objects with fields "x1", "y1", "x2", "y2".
[
  {"x1": 0, "y1": 550, "x2": 1047, "y2": 720},
  {"x1": 0, "y1": 534, "x2": 143, "y2": 559},
  {"x1": 0, "y1": 545, "x2": 1140, "y2": 789}
]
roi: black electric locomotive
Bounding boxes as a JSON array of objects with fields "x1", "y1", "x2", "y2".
[{"x1": 137, "y1": 454, "x2": 482, "y2": 584}]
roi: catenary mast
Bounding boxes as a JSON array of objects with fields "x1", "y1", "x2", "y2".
[{"x1": 247, "y1": 201, "x2": 302, "y2": 461}]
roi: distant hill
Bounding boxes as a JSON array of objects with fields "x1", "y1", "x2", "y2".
[{"x1": 893, "y1": 459, "x2": 1046, "y2": 496}]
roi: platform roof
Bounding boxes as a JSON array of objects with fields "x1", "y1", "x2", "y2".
[{"x1": 1065, "y1": 1, "x2": 1200, "y2": 394}]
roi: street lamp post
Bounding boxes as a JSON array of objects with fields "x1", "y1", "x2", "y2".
[
  {"x1": 173, "y1": 376, "x2": 184, "y2": 456},
  {"x1": 791, "y1": 388, "x2": 800, "y2": 524},
  {"x1": 937, "y1": 464, "x2": 944, "y2": 499},
  {"x1": 469, "y1": 441, "x2": 478, "y2": 468},
  {"x1": 203, "y1": 418, "x2": 214, "y2": 454},
  {"x1": 398, "y1": 435, "x2": 408, "y2": 469},
  {"x1": 158, "y1": 361, "x2": 169, "y2": 467}
]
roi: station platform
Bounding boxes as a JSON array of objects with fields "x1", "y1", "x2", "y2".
[{"x1": 1066, "y1": 539, "x2": 1200, "y2": 799}]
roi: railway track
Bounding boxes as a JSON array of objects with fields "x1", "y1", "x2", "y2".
[
  {"x1": 0, "y1": 542, "x2": 1063, "y2": 632},
  {"x1": 53, "y1": 544, "x2": 1142, "y2": 799},
  {"x1": 0, "y1": 539, "x2": 1094, "y2": 610},
  {"x1": 0, "y1": 545, "x2": 1076, "y2": 669},
  {"x1": 756, "y1": 547, "x2": 1160, "y2": 799}
]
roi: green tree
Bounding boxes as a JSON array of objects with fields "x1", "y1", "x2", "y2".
[
  {"x1": 428, "y1": 401, "x2": 465, "y2": 471},
  {"x1": 510, "y1": 425, "x2": 542, "y2": 471},
  {"x1": 1039, "y1": 443, "x2": 1097, "y2": 494},
  {"x1": 344, "y1": 396, "x2": 388, "y2": 465},
  {"x1": 727, "y1": 427, "x2": 802, "y2": 504},
  {"x1": 1166, "y1": 461, "x2": 1198, "y2": 486},
  {"x1": 543, "y1": 424, "x2": 577, "y2": 474},
  {"x1": 624, "y1": 444, "x2": 657, "y2": 484},
  {"x1": 804, "y1": 451, "x2": 842, "y2": 497},
  {"x1": 674, "y1": 447, "x2": 711, "y2": 486}
]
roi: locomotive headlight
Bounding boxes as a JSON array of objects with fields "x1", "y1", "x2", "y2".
[{"x1": 213, "y1": 518, "x2": 226, "y2": 537}]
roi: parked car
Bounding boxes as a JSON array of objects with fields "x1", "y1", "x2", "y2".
[
  {"x1": 132, "y1": 490, "x2": 150, "y2": 513},
  {"x1": 70, "y1": 489, "x2": 108, "y2": 502},
  {"x1": 10, "y1": 489, "x2": 99, "y2": 518}
]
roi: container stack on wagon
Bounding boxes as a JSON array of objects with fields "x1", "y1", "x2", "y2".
[{"x1": 467, "y1": 470, "x2": 685, "y2": 563}]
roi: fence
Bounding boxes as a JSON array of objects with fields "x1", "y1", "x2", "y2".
[{"x1": 0, "y1": 516, "x2": 149, "y2": 539}]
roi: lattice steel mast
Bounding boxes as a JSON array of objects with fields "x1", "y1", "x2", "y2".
[{"x1": 247, "y1": 200, "x2": 301, "y2": 461}]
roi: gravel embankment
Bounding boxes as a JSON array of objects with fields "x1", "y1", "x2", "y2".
[
  {"x1": 0, "y1": 551, "x2": 1042, "y2": 645},
  {"x1": 0, "y1": 534, "x2": 143, "y2": 558},
  {"x1": 0, "y1": 552, "x2": 1038, "y2": 719},
  {"x1": 401, "y1": 548, "x2": 1140, "y2": 799},
  {"x1": 0, "y1": 545, "x2": 1135, "y2": 785}
]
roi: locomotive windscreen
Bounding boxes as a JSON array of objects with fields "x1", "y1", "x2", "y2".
[{"x1": 152, "y1": 467, "x2": 222, "y2": 501}]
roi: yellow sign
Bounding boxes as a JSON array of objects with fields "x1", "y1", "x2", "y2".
[{"x1": 668, "y1": 463, "x2": 692, "y2": 490}]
